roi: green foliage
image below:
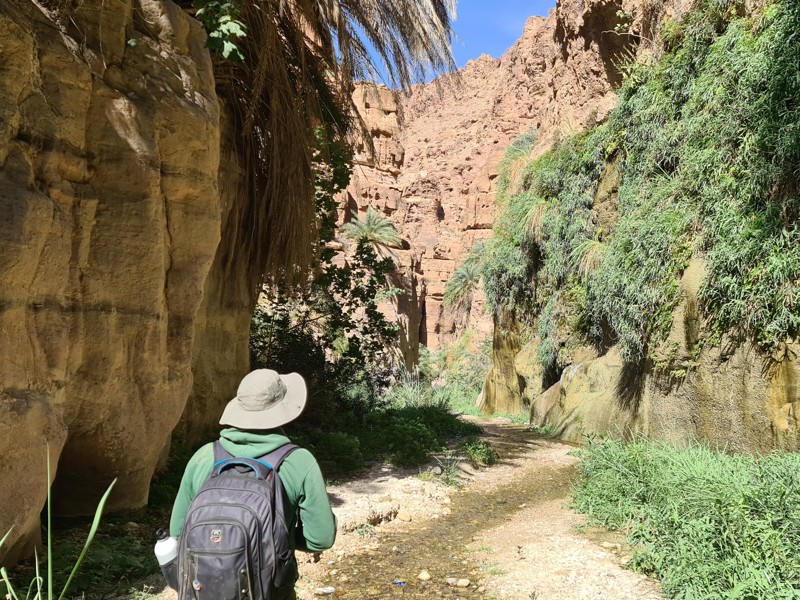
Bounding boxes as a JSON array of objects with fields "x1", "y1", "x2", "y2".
[
  {"x1": 1, "y1": 452, "x2": 116, "y2": 600},
  {"x1": 482, "y1": 0, "x2": 800, "y2": 372},
  {"x1": 596, "y1": 0, "x2": 800, "y2": 357},
  {"x1": 340, "y1": 207, "x2": 403, "y2": 256},
  {"x1": 354, "y1": 405, "x2": 481, "y2": 469},
  {"x1": 193, "y1": 0, "x2": 247, "y2": 61},
  {"x1": 428, "y1": 453, "x2": 463, "y2": 487},
  {"x1": 572, "y1": 438, "x2": 800, "y2": 599},
  {"x1": 496, "y1": 126, "x2": 538, "y2": 196},
  {"x1": 430, "y1": 334, "x2": 492, "y2": 416},
  {"x1": 443, "y1": 258, "x2": 481, "y2": 314},
  {"x1": 292, "y1": 432, "x2": 365, "y2": 477},
  {"x1": 460, "y1": 438, "x2": 496, "y2": 467},
  {"x1": 355, "y1": 524, "x2": 376, "y2": 538},
  {"x1": 251, "y1": 133, "x2": 399, "y2": 392}
]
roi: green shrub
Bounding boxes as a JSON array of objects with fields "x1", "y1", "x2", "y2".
[
  {"x1": 572, "y1": 438, "x2": 800, "y2": 599},
  {"x1": 293, "y1": 432, "x2": 364, "y2": 478},
  {"x1": 480, "y1": 0, "x2": 800, "y2": 371},
  {"x1": 460, "y1": 438, "x2": 496, "y2": 467}
]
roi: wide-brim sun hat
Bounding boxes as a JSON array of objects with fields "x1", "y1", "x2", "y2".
[{"x1": 219, "y1": 369, "x2": 307, "y2": 430}]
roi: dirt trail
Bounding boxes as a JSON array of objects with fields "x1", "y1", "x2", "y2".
[{"x1": 133, "y1": 417, "x2": 662, "y2": 600}]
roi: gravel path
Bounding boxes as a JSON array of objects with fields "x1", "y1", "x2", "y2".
[
  {"x1": 126, "y1": 417, "x2": 663, "y2": 599},
  {"x1": 295, "y1": 416, "x2": 663, "y2": 599}
]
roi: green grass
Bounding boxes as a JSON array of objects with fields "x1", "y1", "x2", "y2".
[
  {"x1": 571, "y1": 438, "x2": 800, "y2": 599},
  {"x1": 1, "y1": 455, "x2": 118, "y2": 600}
]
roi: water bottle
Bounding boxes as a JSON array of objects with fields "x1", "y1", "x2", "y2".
[{"x1": 154, "y1": 528, "x2": 179, "y2": 591}]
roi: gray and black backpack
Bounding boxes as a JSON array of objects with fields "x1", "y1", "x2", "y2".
[{"x1": 177, "y1": 442, "x2": 298, "y2": 600}]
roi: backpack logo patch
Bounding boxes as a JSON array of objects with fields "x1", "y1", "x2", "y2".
[{"x1": 209, "y1": 529, "x2": 222, "y2": 543}]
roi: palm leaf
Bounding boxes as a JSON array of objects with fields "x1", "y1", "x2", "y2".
[
  {"x1": 340, "y1": 207, "x2": 403, "y2": 256},
  {"x1": 443, "y1": 260, "x2": 481, "y2": 313},
  {"x1": 211, "y1": 0, "x2": 457, "y2": 290}
]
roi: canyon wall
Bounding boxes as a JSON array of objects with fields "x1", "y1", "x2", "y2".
[
  {"x1": 0, "y1": 0, "x2": 237, "y2": 562},
  {"x1": 345, "y1": 0, "x2": 670, "y2": 358},
  {"x1": 527, "y1": 265, "x2": 800, "y2": 452},
  {"x1": 348, "y1": 0, "x2": 798, "y2": 451}
]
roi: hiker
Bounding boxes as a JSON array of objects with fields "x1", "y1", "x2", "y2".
[{"x1": 169, "y1": 369, "x2": 337, "y2": 600}]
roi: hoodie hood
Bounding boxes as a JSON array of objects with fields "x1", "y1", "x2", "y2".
[{"x1": 219, "y1": 427, "x2": 291, "y2": 458}]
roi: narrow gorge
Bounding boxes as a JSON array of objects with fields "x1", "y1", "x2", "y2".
[{"x1": 0, "y1": 0, "x2": 798, "y2": 590}]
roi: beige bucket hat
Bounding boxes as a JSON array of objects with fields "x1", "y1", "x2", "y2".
[{"x1": 219, "y1": 369, "x2": 307, "y2": 430}]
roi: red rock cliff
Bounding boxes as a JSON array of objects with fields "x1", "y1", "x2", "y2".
[{"x1": 344, "y1": 0, "x2": 663, "y2": 359}]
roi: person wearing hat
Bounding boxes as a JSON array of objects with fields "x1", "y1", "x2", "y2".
[{"x1": 169, "y1": 369, "x2": 337, "y2": 598}]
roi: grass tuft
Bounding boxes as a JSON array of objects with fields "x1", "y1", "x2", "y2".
[{"x1": 572, "y1": 438, "x2": 800, "y2": 599}]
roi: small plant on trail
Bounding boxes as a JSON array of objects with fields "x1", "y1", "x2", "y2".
[
  {"x1": 430, "y1": 452, "x2": 462, "y2": 487},
  {"x1": 354, "y1": 524, "x2": 376, "y2": 538},
  {"x1": 460, "y1": 438, "x2": 496, "y2": 468},
  {"x1": 527, "y1": 423, "x2": 557, "y2": 437},
  {"x1": 479, "y1": 559, "x2": 506, "y2": 576}
]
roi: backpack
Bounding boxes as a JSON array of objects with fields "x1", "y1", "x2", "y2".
[{"x1": 177, "y1": 441, "x2": 299, "y2": 600}]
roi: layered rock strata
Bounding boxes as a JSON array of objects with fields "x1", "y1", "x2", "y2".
[
  {"x1": 345, "y1": 0, "x2": 652, "y2": 357},
  {"x1": 0, "y1": 0, "x2": 230, "y2": 562}
]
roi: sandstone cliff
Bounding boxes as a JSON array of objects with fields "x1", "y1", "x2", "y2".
[
  {"x1": 348, "y1": 0, "x2": 799, "y2": 452},
  {"x1": 526, "y1": 260, "x2": 800, "y2": 453},
  {"x1": 0, "y1": 0, "x2": 239, "y2": 562},
  {"x1": 345, "y1": 0, "x2": 654, "y2": 359}
]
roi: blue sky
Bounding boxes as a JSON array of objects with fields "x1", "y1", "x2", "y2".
[{"x1": 451, "y1": 0, "x2": 557, "y2": 67}]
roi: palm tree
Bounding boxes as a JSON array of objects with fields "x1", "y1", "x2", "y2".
[
  {"x1": 210, "y1": 0, "x2": 457, "y2": 292},
  {"x1": 443, "y1": 259, "x2": 481, "y2": 315},
  {"x1": 340, "y1": 207, "x2": 403, "y2": 257}
]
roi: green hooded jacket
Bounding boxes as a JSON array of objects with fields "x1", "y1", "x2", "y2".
[{"x1": 169, "y1": 428, "x2": 337, "y2": 555}]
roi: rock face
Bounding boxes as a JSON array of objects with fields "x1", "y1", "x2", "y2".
[
  {"x1": 0, "y1": 0, "x2": 230, "y2": 562},
  {"x1": 345, "y1": 0, "x2": 635, "y2": 357},
  {"x1": 526, "y1": 258, "x2": 800, "y2": 452}
]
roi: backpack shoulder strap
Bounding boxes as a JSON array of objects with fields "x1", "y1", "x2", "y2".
[
  {"x1": 212, "y1": 440, "x2": 234, "y2": 465},
  {"x1": 260, "y1": 443, "x2": 299, "y2": 472}
]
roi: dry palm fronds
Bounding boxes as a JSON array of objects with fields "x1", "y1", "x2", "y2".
[{"x1": 214, "y1": 0, "x2": 457, "y2": 295}]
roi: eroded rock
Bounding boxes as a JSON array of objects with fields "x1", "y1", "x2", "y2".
[{"x1": 0, "y1": 0, "x2": 226, "y2": 561}]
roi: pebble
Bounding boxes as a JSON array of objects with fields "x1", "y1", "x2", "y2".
[
  {"x1": 339, "y1": 575, "x2": 349, "y2": 583},
  {"x1": 418, "y1": 570, "x2": 432, "y2": 581},
  {"x1": 457, "y1": 579, "x2": 471, "y2": 588},
  {"x1": 314, "y1": 587, "x2": 336, "y2": 596},
  {"x1": 397, "y1": 511, "x2": 413, "y2": 522},
  {"x1": 446, "y1": 578, "x2": 458, "y2": 586}
]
